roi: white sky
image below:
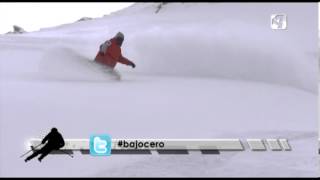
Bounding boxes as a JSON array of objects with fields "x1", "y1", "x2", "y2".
[
  {"x1": 0, "y1": 3, "x2": 134, "y2": 34},
  {"x1": 0, "y1": 3, "x2": 318, "y2": 34}
]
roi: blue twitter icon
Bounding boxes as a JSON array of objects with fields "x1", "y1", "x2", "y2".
[{"x1": 89, "y1": 134, "x2": 112, "y2": 156}]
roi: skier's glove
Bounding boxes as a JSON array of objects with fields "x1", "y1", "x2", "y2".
[{"x1": 130, "y1": 62, "x2": 136, "y2": 68}]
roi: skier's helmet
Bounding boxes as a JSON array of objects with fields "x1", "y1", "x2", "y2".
[{"x1": 51, "y1": 127, "x2": 58, "y2": 132}]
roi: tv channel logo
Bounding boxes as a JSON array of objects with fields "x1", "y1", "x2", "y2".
[
  {"x1": 89, "y1": 134, "x2": 112, "y2": 156},
  {"x1": 270, "y1": 14, "x2": 287, "y2": 30}
]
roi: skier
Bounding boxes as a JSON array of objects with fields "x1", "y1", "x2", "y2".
[
  {"x1": 94, "y1": 32, "x2": 136, "y2": 79},
  {"x1": 25, "y1": 127, "x2": 65, "y2": 162}
]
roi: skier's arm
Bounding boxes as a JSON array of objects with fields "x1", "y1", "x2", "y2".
[
  {"x1": 41, "y1": 133, "x2": 51, "y2": 144},
  {"x1": 118, "y1": 55, "x2": 135, "y2": 68},
  {"x1": 59, "y1": 136, "x2": 65, "y2": 148}
]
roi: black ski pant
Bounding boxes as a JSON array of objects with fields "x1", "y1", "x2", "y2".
[{"x1": 25, "y1": 144, "x2": 55, "y2": 161}]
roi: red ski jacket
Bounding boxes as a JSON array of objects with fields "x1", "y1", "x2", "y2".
[{"x1": 94, "y1": 38, "x2": 133, "y2": 68}]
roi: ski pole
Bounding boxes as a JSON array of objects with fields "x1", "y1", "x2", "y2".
[
  {"x1": 58, "y1": 149, "x2": 74, "y2": 158},
  {"x1": 19, "y1": 143, "x2": 42, "y2": 158}
]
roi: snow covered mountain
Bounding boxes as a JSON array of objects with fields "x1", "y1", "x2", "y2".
[
  {"x1": 4, "y1": 2, "x2": 317, "y2": 92},
  {"x1": 0, "y1": 3, "x2": 318, "y2": 177}
]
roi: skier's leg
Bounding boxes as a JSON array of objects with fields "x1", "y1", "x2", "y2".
[
  {"x1": 111, "y1": 69, "x2": 121, "y2": 81},
  {"x1": 38, "y1": 146, "x2": 53, "y2": 162},
  {"x1": 102, "y1": 66, "x2": 121, "y2": 80},
  {"x1": 25, "y1": 149, "x2": 42, "y2": 162}
]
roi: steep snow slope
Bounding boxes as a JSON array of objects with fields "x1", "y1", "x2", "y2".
[
  {"x1": 0, "y1": 2, "x2": 318, "y2": 177},
  {"x1": 16, "y1": 2, "x2": 318, "y2": 93}
]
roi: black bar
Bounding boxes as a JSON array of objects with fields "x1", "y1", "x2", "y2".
[
  {"x1": 50, "y1": 150, "x2": 74, "y2": 155},
  {"x1": 157, "y1": 149, "x2": 189, "y2": 154},
  {"x1": 111, "y1": 149, "x2": 152, "y2": 155},
  {"x1": 80, "y1": 150, "x2": 90, "y2": 154},
  {"x1": 200, "y1": 150, "x2": 220, "y2": 154}
]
